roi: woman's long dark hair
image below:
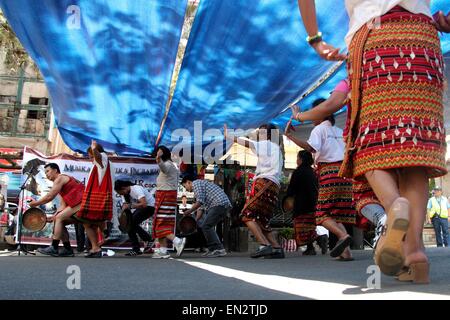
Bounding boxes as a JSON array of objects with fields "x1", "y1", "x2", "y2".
[
  {"x1": 157, "y1": 145, "x2": 172, "y2": 162},
  {"x1": 298, "y1": 150, "x2": 314, "y2": 167}
]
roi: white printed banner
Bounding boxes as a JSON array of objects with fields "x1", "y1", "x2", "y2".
[{"x1": 17, "y1": 147, "x2": 159, "y2": 249}]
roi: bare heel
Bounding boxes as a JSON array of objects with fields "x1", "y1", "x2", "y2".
[{"x1": 397, "y1": 262, "x2": 430, "y2": 284}]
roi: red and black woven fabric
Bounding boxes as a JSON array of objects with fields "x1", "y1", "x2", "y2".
[
  {"x1": 152, "y1": 190, "x2": 177, "y2": 238},
  {"x1": 343, "y1": 6, "x2": 447, "y2": 179},
  {"x1": 59, "y1": 175, "x2": 84, "y2": 208},
  {"x1": 77, "y1": 163, "x2": 113, "y2": 222},
  {"x1": 241, "y1": 178, "x2": 280, "y2": 232},
  {"x1": 315, "y1": 162, "x2": 356, "y2": 226}
]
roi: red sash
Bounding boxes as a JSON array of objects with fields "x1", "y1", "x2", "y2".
[{"x1": 77, "y1": 162, "x2": 113, "y2": 222}]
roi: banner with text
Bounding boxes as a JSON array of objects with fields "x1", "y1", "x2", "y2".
[{"x1": 17, "y1": 147, "x2": 159, "y2": 248}]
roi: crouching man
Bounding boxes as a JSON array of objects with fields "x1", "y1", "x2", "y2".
[{"x1": 181, "y1": 175, "x2": 232, "y2": 257}]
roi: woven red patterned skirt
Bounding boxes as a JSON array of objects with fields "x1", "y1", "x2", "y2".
[
  {"x1": 293, "y1": 214, "x2": 317, "y2": 246},
  {"x1": 241, "y1": 178, "x2": 280, "y2": 232},
  {"x1": 152, "y1": 190, "x2": 177, "y2": 239},
  {"x1": 348, "y1": 6, "x2": 447, "y2": 179},
  {"x1": 315, "y1": 162, "x2": 356, "y2": 226},
  {"x1": 77, "y1": 163, "x2": 113, "y2": 222}
]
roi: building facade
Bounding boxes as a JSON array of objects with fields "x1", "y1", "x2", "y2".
[{"x1": 0, "y1": 53, "x2": 72, "y2": 159}]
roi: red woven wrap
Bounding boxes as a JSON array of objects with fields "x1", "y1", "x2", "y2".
[{"x1": 77, "y1": 163, "x2": 113, "y2": 222}]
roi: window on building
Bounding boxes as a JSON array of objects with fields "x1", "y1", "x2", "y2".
[
  {"x1": 27, "y1": 97, "x2": 48, "y2": 120},
  {"x1": 0, "y1": 95, "x2": 16, "y2": 104},
  {"x1": 27, "y1": 110, "x2": 38, "y2": 119},
  {"x1": 29, "y1": 97, "x2": 49, "y2": 105},
  {"x1": 26, "y1": 110, "x2": 47, "y2": 120}
]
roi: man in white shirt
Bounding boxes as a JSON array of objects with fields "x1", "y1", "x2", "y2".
[{"x1": 115, "y1": 180, "x2": 155, "y2": 256}]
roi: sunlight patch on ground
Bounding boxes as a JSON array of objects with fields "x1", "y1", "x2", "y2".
[{"x1": 180, "y1": 260, "x2": 450, "y2": 300}]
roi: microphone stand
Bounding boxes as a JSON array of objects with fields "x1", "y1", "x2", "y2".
[{"x1": 13, "y1": 172, "x2": 35, "y2": 256}]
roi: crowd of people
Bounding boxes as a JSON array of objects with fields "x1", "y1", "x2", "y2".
[{"x1": 25, "y1": 0, "x2": 450, "y2": 286}]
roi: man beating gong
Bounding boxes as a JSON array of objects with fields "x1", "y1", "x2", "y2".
[{"x1": 29, "y1": 163, "x2": 84, "y2": 257}]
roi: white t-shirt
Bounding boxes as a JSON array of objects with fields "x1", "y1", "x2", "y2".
[
  {"x1": 127, "y1": 185, "x2": 155, "y2": 207},
  {"x1": 345, "y1": 0, "x2": 431, "y2": 47},
  {"x1": 316, "y1": 226, "x2": 329, "y2": 237},
  {"x1": 307, "y1": 120, "x2": 345, "y2": 163},
  {"x1": 249, "y1": 140, "x2": 283, "y2": 186}
]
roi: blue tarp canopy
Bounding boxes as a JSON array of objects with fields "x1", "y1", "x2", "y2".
[
  {"x1": 0, "y1": 0, "x2": 188, "y2": 155},
  {"x1": 1, "y1": 0, "x2": 449, "y2": 157}
]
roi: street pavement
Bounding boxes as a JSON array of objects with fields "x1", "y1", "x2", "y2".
[{"x1": 0, "y1": 247, "x2": 449, "y2": 300}]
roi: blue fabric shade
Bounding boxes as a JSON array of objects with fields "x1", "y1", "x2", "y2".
[
  {"x1": 0, "y1": 0, "x2": 188, "y2": 155},
  {"x1": 165, "y1": 0, "x2": 348, "y2": 149},
  {"x1": 1, "y1": 0, "x2": 448, "y2": 157}
]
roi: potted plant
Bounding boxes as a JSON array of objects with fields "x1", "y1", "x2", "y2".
[{"x1": 278, "y1": 227, "x2": 297, "y2": 252}]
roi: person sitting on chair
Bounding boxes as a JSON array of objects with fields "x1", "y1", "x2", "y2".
[{"x1": 29, "y1": 163, "x2": 84, "y2": 257}]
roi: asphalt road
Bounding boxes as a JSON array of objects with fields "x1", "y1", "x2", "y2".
[{"x1": 0, "y1": 247, "x2": 449, "y2": 300}]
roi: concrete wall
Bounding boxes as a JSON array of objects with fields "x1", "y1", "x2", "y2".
[{"x1": 0, "y1": 136, "x2": 50, "y2": 154}]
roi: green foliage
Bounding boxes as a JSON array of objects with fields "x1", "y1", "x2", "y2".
[
  {"x1": 278, "y1": 227, "x2": 294, "y2": 240},
  {"x1": 0, "y1": 11, "x2": 39, "y2": 75}
]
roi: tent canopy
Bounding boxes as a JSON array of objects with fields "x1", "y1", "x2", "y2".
[{"x1": 1, "y1": 0, "x2": 449, "y2": 157}]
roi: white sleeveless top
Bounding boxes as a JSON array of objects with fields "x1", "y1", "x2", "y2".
[{"x1": 345, "y1": 0, "x2": 431, "y2": 47}]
